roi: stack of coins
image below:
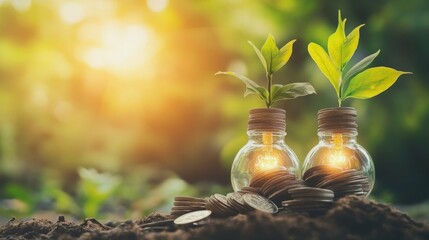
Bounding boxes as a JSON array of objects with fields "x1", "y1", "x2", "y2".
[
  {"x1": 238, "y1": 186, "x2": 262, "y2": 195},
  {"x1": 282, "y1": 187, "x2": 334, "y2": 214},
  {"x1": 226, "y1": 192, "x2": 253, "y2": 214},
  {"x1": 303, "y1": 165, "x2": 370, "y2": 200},
  {"x1": 249, "y1": 168, "x2": 304, "y2": 203},
  {"x1": 171, "y1": 196, "x2": 207, "y2": 217},
  {"x1": 205, "y1": 193, "x2": 239, "y2": 217}
]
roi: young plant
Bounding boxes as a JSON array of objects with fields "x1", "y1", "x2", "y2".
[
  {"x1": 216, "y1": 34, "x2": 316, "y2": 108},
  {"x1": 308, "y1": 10, "x2": 411, "y2": 107}
]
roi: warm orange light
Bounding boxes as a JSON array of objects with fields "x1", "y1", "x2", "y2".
[
  {"x1": 328, "y1": 133, "x2": 351, "y2": 169},
  {"x1": 81, "y1": 22, "x2": 158, "y2": 74},
  {"x1": 256, "y1": 153, "x2": 279, "y2": 171},
  {"x1": 254, "y1": 132, "x2": 280, "y2": 171}
]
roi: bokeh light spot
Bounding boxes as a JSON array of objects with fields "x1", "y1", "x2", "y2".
[
  {"x1": 147, "y1": 0, "x2": 168, "y2": 13},
  {"x1": 59, "y1": 2, "x2": 85, "y2": 24},
  {"x1": 11, "y1": 0, "x2": 31, "y2": 12},
  {"x1": 81, "y1": 23, "x2": 157, "y2": 73}
]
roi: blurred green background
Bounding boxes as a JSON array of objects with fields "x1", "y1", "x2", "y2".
[{"x1": 1, "y1": 0, "x2": 428, "y2": 223}]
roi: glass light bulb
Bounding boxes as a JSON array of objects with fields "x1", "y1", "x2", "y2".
[
  {"x1": 230, "y1": 108, "x2": 300, "y2": 191},
  {"x1": 303, "y1": 107, "x2": 375, "y2": 198}
]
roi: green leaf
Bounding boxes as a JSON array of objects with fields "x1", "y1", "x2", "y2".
[
  {"x1": 343, "y1": 50, "x2": 380, "y2": 82},
  {"x1": 248, "y1": 41, "x2": 268, "y2": 73},
  {"x1": 215, "y1": 71, "x2": 269, "y2": 104},
  {"x1": 328, "y1": 10, "x2": 346, "y2": 69},
  {"x1": 261, "y1": 34, "x2": 279, "y2": 74},
  {"x1": 342, "y1": 67, "x2": 411, "y2": 99},
  {"x1": 271, "y1": 83, "x2": 316, "y2": 102},
  {"x1": 342, "y1": 24, "x2": 364, "y2": 66},
  {"x1": 308, "y1": 42, "x2": 341, "y2": 95},
  {"x1": 271, "y1": 39, "x2": 296, "y2": 73}
]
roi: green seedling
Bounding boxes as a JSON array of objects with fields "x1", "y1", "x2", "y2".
[
  {"x1": 216, "y1": 34, "x2": 316, "y2": 108},
  {"x1": 308, "y1": 10, "x2": 412, "y2": 107}
]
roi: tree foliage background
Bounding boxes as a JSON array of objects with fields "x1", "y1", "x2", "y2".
[{"x1": 0, "y1": 0, "x2": 428, "y2": 222}]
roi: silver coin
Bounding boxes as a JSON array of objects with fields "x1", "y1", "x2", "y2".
[
  {"x1": 174, "y1": 210, "x2": 212, "y2": 225},
  {"x1": 242, "y1": 193, "x2": 278, "y2": 213}
]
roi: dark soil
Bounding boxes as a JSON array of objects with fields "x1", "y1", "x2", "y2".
[{"x1": 1, "y1": 196, "x2": 428, "y2": 240}]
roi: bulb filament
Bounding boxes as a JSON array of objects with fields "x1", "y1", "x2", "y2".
[{"x1": 329, "y1": 133, "x2": 350, "y2": 169}]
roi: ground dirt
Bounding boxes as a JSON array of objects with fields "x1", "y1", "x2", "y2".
[{"x1": 1, "y1": 196, "x2": 428, "y2": 240}]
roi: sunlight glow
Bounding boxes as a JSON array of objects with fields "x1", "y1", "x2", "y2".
[
  {"x1": 59, "y1": 2, "x2": 85, "y2": 24},
  {"x1": 82, "y1": 23, "x2": 156, "y2": 73},
  {"x1": 147, "y1": 0, "x2": 168, "y2": 13},
  {"x1": 11, "y1": 0, "x2": 31, "y2": 12}
]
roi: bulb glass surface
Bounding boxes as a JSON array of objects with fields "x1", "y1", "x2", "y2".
[
  {"x1": 231, "y1": 131, "x2": 300, "y2": 191},
  {"x1": 303, "y1": 132, "x2": 375, "y2": 197}
]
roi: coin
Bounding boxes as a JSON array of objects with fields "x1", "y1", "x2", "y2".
[
  {"x1": 174, "y1": 196, "x2": 206, "y2": 202},
  {"x1": 261, "y1": 174, "x2": 296, "y2": 196},
  {"x1": 173, "y1": 210, "x2": 212, "y2": 225},
  {"x1": 226, "y1": 192, "x2": 251, "y2": 214},
  {"x1": 282, "y1": 199, "x2": 333, "y2": 214},
  {"x1": 249, "y1": 168, "x2": 289, "y2": 187},
  {"x1": 289, "y1": 187, "x2": 334, "y2": 196},
  {"x1": 171, "y1": 206, "x2": 206, "y2": 211},
  {"x1": 239, "y1": 186, "x2": 262, "y2": 195},
  {"x1": 303, "y1": 165, "x2": 342, "y2": 179},
  {"x1": 173, "y1": 201, "x2": 206, "y2": 207},
  {"x1": 303, "y1": 166, "x2": 370, "y2": 200},
  {"x1": 206, "y1": 194, "x2": 237, "y2": 217},
  {"x1": 268, "y1": 180, "x2": 304, "y2": 202},
  {"x1": 171, "y1": 195, "x2": 208, "y2": 216},
  {"x1": 242, "y1": 193, "x2": 278, "y2": 213}
]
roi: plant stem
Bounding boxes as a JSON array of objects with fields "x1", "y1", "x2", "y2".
[
  {"x1": 267, "y1": 74, "x2": 272, "y2": 108},
  {"x1": 338, "y1": 98, "x2": 342, "y2": 107}
]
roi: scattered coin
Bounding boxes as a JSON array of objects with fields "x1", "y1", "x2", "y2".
[
  {"x1": 242, "y1": 193, "x2": 278, "y2": 214},
  {"x1": 174, "y1": 210, "x2": 212, "y2": 225}
]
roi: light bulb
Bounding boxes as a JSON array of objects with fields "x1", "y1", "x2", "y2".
[
  {"x1": 231, "y1": 108, "x2": 300, "y2": 191},
  {"x1": 303, "y1": 107, "x2": 375, "y2": 198}
]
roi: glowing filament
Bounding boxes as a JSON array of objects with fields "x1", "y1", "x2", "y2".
[
  {"x1": 329, "y1": 133, "x2": 351, "y2": 169},
  {"x1": 254, "y1": 132, "x2": 280, "y2": 171},
  {"x1": 256, "y1": 154, "x2": 279, "y2": 171}
]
